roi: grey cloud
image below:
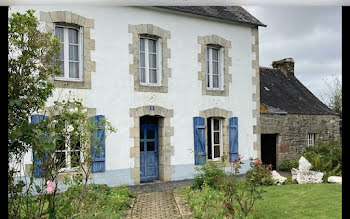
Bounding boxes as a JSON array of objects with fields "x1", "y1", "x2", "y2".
[{"x1": 244, "y1": 6, "x2": 341, "y2": 102}]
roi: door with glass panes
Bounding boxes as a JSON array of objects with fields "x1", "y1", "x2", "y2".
[{"x1": 140, "y1": 124, "x2": 159, "y2": 182}]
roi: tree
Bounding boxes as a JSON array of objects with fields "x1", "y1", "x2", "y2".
[
  {"x1": 8, "y1": 9, "x2": 61, "y2": 156},
  {"x1": 322, "y1": 74, "x2": 342, "y2": 116},
  {"x1": 8, "y1": 10, "x2": 116, "y2": 218},
  {"x1": 320, "y1": 74, "x2": 342, "y2": 144}
]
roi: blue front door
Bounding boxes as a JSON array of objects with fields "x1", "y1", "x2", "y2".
[{"x1": 140, "y1": 124, "x2": 159, "y2": 182}]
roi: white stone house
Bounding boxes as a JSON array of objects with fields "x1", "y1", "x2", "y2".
[{"x1": 11, "y1": 6, "x2": 266, "y2": 186}]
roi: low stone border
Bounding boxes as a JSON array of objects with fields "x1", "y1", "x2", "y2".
[{"x1": 173, "y1": 189, "x2": 193, "y2": 219}]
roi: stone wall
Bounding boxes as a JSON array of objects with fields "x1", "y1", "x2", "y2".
[{"x1": 260, "y1": 113, "x2": 341, "y2": 167}]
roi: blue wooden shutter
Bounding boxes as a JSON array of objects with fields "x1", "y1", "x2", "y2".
[
  {"x1": 229, "y1": 117, "x2": 238, "y2": 162},
  {"x1": 91, "y1": 115, "x2": 106, "y2": 173},
  {"x1": 31, "y1": 115, "x2": 48, "y2": 178},
  {"x1": 193, "y1": 117, "x2": 206, "y2": 165}
]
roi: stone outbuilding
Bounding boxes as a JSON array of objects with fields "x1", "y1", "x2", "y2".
[{"x1": 259, "y1": 58, "x2": 341, "y2": 169}]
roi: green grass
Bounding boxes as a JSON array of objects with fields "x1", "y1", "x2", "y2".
[
  {"x1": 182, "y1": 183, "x2": 342, "y2": 219},
  {"x1": 250, "y1": 184, "x2": 342, "y2": 219}
]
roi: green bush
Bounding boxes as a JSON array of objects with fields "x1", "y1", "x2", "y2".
[
  {"x1": 188, "y1": 157, "x2": 267, "y2": 218},
  {"x1": 279, "y1": 159, "x2": 298, "y2": 171},
  {"x1": 246, "y1": 158, "x2": 275, "y2": 186},
  {"x1": 183, "y1": 185, "x2": 231, "y2": 219},
  {"x1": 192, "y1": 160, "x2": 226, "y2": 190},
  {"x1": 41, "y1": 183, "x2": 134, "y2": 218},
  {"x1": 302, "y1": 141, "x2": 342, "y2": 181}
]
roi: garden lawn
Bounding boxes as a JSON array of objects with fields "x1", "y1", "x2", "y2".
[
  {"x1": 250, "y1": 183, "x2": 342, "y2": 219},
  {"x1": 182, "y1": 183, "x2": 341, "y2": 219}
]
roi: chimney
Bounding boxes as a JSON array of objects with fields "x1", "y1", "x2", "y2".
[{"x1": 272, "y1": 58, "x2": 295, "y2": 76}]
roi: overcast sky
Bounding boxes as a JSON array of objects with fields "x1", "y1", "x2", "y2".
[{"x1": 243, "y1": 6, "x2": 341, "y2": 105}]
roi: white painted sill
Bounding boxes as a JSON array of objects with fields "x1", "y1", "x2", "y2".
[
  {"x1": 54, "y1": 77, "x2": 84, "y2": 82},
  {"x1": 140, "y1": 82, "x2": 162, "y2": 87}
]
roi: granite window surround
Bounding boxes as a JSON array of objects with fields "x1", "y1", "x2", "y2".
[
  {"x1": 128, "y1": 24, "x2": 171, "y2": 93},
  {"x1": 40, "y1": 11, "x2": 95, "y2": 89},
  {"x1": 199, "y1": 107, "x2": 232, "y2": 164},
  {"x1": 198, "y1": 35, "x2": 232, "y2": 96},
  {"x1": 25, "y1": 107, "x2": 96, "y2": 180}
]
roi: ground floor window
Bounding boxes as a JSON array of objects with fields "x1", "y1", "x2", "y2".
[
  {"x1": 55, "y1": 139, "x2": 81, "y2": 170},
  {"x1": 207, "y1": 117, "x2": 223, "y2": 160},
  {"x1": 307, "y1": 133, "x2": 316, "y2": 147},
  {"x1": 55, "y1": 123, "x2": 82, "y2": 171}
]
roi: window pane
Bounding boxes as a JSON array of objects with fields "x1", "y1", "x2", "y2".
[
  {"x1": 149, "y1": 69, "x2": 157, "y2": 83},
  {"x1": 212, "y1": 62, "x2": 218, "y2": 75},
  {"x1": 140, "y1": 38, "x2": 145, "y2": 52},
  {"x1": 69, "y1": 45, "x2": 79, "y2": 61},
  {"x1": 55, "y1": 27, "x2": 64, "y2": 42},
  {"x1": 140, "y1": 142, "x2": 144, "y2": 151},
  {"x1": 214, "y1": 146, "x2": 220, "y2": 158},
  {"x1": 56, "y1": 138, "x2": 65, "y2": 151},
  {"x1": 214, "y1": 132, "x2": 220, "y2": 144},
  {"x1": 140, "y1": 68, "x2": 146, "y2": 83},
  {"x1": 140, "y1": 129, "x2": 144, "y2": 139},
  {"x1": 212, "y1": 48, "x2": 218, "y2": 61},
  {"x1": 58, "y1": 61, "x2": 64, "y2": 77},
  {"x1": 148, "y1": 39, "x2": 156, "y2": 53},
  {"x1": 149, "y1": 54, "x2": 157, "y2": 68},
  {"x1": 68, "y1": 28, "x2": 78, "y2": 44},
  {"x1": 213, "y1": 75, "x2": 219, "y2": 88},
  {"x1": 69, "y1": 62, "x2": 79, "y2": 78},
  {"x1": 72, "y1": 141, "x2": 80, "y2": 151},
  {"x1": 146, "y1": 129, "x2": 155, "y2": 139},
  {"x1": 147, "y1": 142, "x2": 155, "y2": 151},
  {"x1": 59, "y1": 43, "x2": 64, "y2": 60},
  {"x1": 70, "y1": 151, "x2": 80, "y2": 167},
  {"x1": 140, "y1": 52, "x2": 145, "y2": 67},
  {"x1": 56, "y1": 152, "x2": 66, "y2": 168},
  {"x1": 214, "y1": 119, "x2": 220, "y2": 130}
]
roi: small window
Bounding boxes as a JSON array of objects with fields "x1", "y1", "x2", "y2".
[
  {"x1": 307, "y1": 133, "x2": 316, "y2": 147},
  {"x1": 206, "y1": 45, "x2": 223, "y2": 90},
  {"x1": 139, "y1": 36, "x2": 162, "y2": 86},
  {"x1": 54, "y1": 25, "x2": 83, "y2": 81},
  {"x1": 207, "y1": 117, "x2": 223, "y2": 160}
]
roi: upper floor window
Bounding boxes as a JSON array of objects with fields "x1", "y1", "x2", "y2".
[
  {"x1": 206, "y1": 45, "x2": 224, "y2": 90},
  {"x1": 54, "y1": 25, "x2": 83, "y2": 81},
  {"x1": 139, "y1": 35, "x2": 162, "y2": 86},
  {"x1": 307, "y1": 133, "x2": 316, "y2": 147}
]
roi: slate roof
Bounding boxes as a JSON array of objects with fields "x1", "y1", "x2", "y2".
[
  {"x1": 155, "y1": 6, "x2": 266, "y2": 27},
  {"x1": 260, "y1": 67, "x2": 338, "y2": 115}
]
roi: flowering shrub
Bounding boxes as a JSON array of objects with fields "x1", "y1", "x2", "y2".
[
  {"x1": 188, "y1": 155, "x2": 268, "y2": 217},
  {"x1": 191, "y1": 158, "x2": 226, "y2": 190},
  {"x1": 245, "y1": 157, "x2": 274, "y2": 186},
  {"x1": 8, "y1": 100, "x2": 116, "y2": 218}
]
